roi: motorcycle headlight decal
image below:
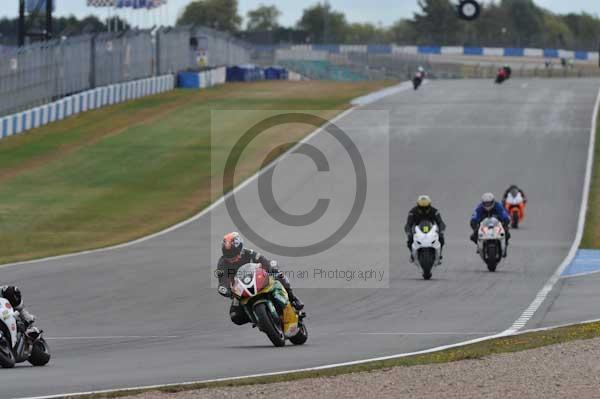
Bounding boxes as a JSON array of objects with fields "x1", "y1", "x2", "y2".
[{"x1": 243, "y1": 275, "x2": 252, "y2": 285}]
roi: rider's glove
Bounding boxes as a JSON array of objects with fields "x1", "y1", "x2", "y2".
[{"x1": 218, "y1": 286, "x2": 230, "y2": 297}]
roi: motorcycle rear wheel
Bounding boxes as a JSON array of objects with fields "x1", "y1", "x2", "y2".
[
  {"x1": 254, "y1": 302, "x2": 285, "y2": 347},
  {"x1": 28, "y1": 339, "x2": 51, "y2": 366}
]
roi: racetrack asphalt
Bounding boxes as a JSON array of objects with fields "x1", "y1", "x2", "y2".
[{"x1": 0, "y1": 78, "x2": 597, "y2": 398}]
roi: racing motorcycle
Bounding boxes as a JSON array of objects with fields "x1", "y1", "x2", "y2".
[
  {"x1": 495, "y1": 66, "x2": 512, "y2": 84},
  {"x1": 413, "y1": 73, "x2": 423, "y2": 90},
  {"x1": 0, "y1": 298, "x2": 50, "y2": 368},
  {"x1": 231, "y1": 263, "x2": 307, "y2": 347},
  {"x1": 411, "y1": 221, "x2": 441, "y2": 280},
  {"x1": 495, "y1": 70, "x2": 507, "y2": 84},
  {"x1": 477, "y1": 217, "x2": 506, "y2": 272},
  {"x1": 504, "y1": 190, "x2": 525, "y2": 229}
]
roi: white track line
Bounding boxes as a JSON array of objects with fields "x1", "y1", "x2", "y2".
[
  {"x1": 15, "y1": 332, "x2": 507, "y2": 399},
  {"x1": 351, "y1": 81, "x2": 413, "y2": 105},
  {"x1": 503, "y1": 86, "x2": 600, "y2": 334},
  {"x1": 347, "y1": 332, "x2": 498, "y2": 336},
  {"x1": 46, "y1": 335, "x2": 180, "y2": 340}
]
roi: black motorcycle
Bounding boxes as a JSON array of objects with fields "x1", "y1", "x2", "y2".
[{"x1": 413, "y1": 76, "x2": 423, "y2": 90}]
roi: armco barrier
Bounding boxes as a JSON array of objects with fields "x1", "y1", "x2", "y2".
[
  {"x1": 0, "y1": 74, "x2": 175, "y2": 141},
  {"x1": 464, "y1": 47, "x2": 484, "y2": 56},
  {"x1": 266, "y1": 44, "x2": 597, "y2": 61},
  {"x1": 177, "y1": 67, "x2": 227, "y2": 89}
]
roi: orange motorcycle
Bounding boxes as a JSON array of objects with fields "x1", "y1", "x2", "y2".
[{"x1": 503, "y1": 190, "x2": 525, "y2": 229}]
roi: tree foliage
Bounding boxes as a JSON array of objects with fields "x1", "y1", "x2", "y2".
[
  {"x1": 2, "y1": 0, "x2": 600, "y2": 50},
  {"x1": 246, "y1": 4, "x2": 281, "y2": 32},
  {"x1": 0, "y1": 15, "x2": 128, "y2": 45},
  {"x1": 177, "y1": 0, "x2": 242, "y2": 33},
  {"x1": 297, "y1": 3, "x2": 348, "y2": 43},
  {"x1": 289, "y1": 0, "x2": 600, "y2": 49}
]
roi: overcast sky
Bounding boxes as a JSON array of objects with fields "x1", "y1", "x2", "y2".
[{"x1": 2, "y1": 0, "x2": 600, "y2": 28}]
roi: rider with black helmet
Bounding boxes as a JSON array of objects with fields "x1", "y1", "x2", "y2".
[
  {"x1": 405, "y1": 195, "x2": 446, "y2": 263},
  {"x1": 216, "y1": 232, "x2": 304, "y2": 326},
  {"x1": 0, "y1": 286, "x2": 36, "y2": 327}
]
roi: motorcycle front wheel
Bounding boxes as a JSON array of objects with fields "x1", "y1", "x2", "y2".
[
  {"x1": 512, "y1": 209, "x2": 520, "y2": 229},
  {"x1": 0, "y1": 336, "x2": 15, "y2": 369},
  {"x1": 28, "y1": 339, "x2": 51, "y2": 366},
  {"x1": 484, "y1": 241, "x2": 500, "y2": 272},
  {"x1": 289, "y1": 322, "x2": 308, "y2": 346},
  {"x1": 418, "y1": 248, "x2": 436, "y2": 280},
  {"x1": 254, "y1": 302, "x2": 286, "y2": 347}
]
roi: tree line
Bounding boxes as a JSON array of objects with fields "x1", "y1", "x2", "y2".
[
  {"x1": 1, "y1": 0, "x2": 599, "y2": 50},
  {"x1": 0, "y1": 14, "x2": 130, "y2": 45},
  {"x1": 179, "y1": 0, "x2": 600, "y2": 50}
]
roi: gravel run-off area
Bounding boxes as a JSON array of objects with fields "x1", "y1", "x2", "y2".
[{"x1": 127, "y1": 337, "x2": 600, "y2": 399}]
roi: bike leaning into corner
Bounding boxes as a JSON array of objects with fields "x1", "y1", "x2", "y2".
[
  {"x1": 0, "y1": 296, "x2": 50, "y2": 368},
  {"x1": 227, "y1": 263, "x2": 308, "y2": 347}
]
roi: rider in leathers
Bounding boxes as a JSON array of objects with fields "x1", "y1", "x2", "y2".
[
  {"x1": 216, "y1": 232, "x2": 304, "y2": 326},
  {"x1": 470, "y1": 192, "x2": 511, "y2": 256},
  {"x1": 405, "y1": 195, "x2": 446, "y2": 263},
  {"x1": 502, "y1": 184, "x2": 527, "y2": 204},
  {"x1": 0, "y1": 286, "x2": 36, "y2": 328}
]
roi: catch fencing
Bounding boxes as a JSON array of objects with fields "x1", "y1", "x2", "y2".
[{"x1": 0, "y1": 26, "x2": 251, "y2": 117}]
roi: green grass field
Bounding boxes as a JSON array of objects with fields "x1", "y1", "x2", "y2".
[
  {"x1": 581, "y1": 107, "x2": 600, "y2": 248},
  {"x1": 0, "y1": 81, "x2": 392, "y2": 264}
]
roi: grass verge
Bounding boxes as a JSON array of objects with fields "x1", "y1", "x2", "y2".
[
  {"x1": 581, "y1": 95, "x2": 600, "y2": 248},
  {"x1": 0, "y1": 81, "x2": 392, "y2": 264},
  {"x1": 59, "y1": 320, "x2": 600, "y2": 399}
]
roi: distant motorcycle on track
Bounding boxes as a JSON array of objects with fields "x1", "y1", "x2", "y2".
[
  {"x1": 411, "y1": 221, "x2": 442, "y2": 280},
  {"x1": 495, "y1": 66, "x2": 512, "y2": 84},
  {"x1": 413, "y1": 74, "x2": 423, "y2": 90},
  {"x1": 0, "y1": 298, "x2": 50, "y2": 368},
  {"x1": 504, "y1": 189, "x2": 525, "y2": 229},
  {"x1": 230, "y1": 263, "x2": 307, "y2": 347},
  {"x1": 477, "y1": 217, "x2": 506, "y2": 272}
]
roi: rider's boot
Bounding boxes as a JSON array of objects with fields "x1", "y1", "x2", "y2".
[{"x1": 289, "y1": 292, "x2": 304, "y2": 311}]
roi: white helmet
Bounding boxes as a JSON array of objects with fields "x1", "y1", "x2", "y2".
[
  {"x1": 481, "y1": 192, "x2": 495, "y2": 210},
  {"x1": 416, "y1": 194, "x2": 432, "y2": 209},
  {"x1": 418, "y1": 66, "x2": 424, "y2": 73}
]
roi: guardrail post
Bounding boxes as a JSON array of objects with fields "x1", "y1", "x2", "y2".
[
  {"x1": 155, "y1": 29, "x2": 161, "y2": 76},
  {"x1": 90, "y1": 35, "x2": 97, "y2": 89}
]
